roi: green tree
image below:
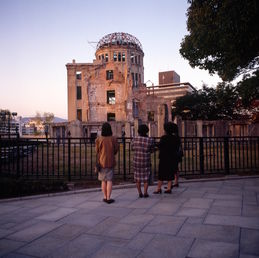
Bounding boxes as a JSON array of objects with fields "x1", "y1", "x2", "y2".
[
  {"x1": 236, "y1": 71, "x2": 259, "y2": 108},
  {"x1": 172, "y1": 83, "x2": 239, "y2": 120},
  {"x1": 34, "y1": 111, "x2": 42, "y2": 126},
  {"x1": 43, "y1": 112, "x2": 54, "y2": 123},
  {"x1": 180, "y1": 0, "x2": 259, "y2": 81}
]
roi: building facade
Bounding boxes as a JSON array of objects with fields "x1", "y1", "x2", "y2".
[
  {"x1": 67, "y1": 32, "x2": 145, "y2": 124},
  {"x1": 50, "y1": 32, "x2": 258, "y2": 138},
  {"x1": 63, "y1": 32, "x2": 196, "y2": 138}
]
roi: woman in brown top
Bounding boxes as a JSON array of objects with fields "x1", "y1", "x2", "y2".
[{"x1": 96, "y1": 123, "x2": 119, "y2": 204}]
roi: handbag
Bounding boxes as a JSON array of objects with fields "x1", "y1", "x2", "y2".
[
  {"x1": 95, "y1": 161, "x2": 101, "y2": 173},
  {"x1": 177, "y1": 144, "x2": 184, "y2": 162},
  {"x1": 94, "y1": 154, "x2": 102, "y2": 173}
]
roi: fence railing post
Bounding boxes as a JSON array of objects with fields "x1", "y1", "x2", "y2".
[
  {"x1": 16, "y1": 137, "x2": 20, "y2": 177},
  {"x1": 123, "y1": 136, "x2": 126, "y2": 181},
  {"x1": 46, "y1": 137, "x2": 49, "y2": 179},
  {"x1": 68, "y1": 137, "x2": 71, "y2": 181},
  {"x1": 224, "y1": 137, "x2": 230, "y2": 174},
  {"x1": 199, "y1": 137, "x2": 204, "y2": 174},
  {"x1": 0, "y1": 138, "x2": 2, "y2": 174}
]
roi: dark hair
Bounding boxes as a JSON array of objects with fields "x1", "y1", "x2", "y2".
[
  {"x1": 101, "y1": 122, "x2": 113, "y2": 136},
  {"x1": 138, "y1": 124, "x2": 149, "y2": 137},
  {"x1": 164, "y1": 122, "x2": 178, "y2": 136}
]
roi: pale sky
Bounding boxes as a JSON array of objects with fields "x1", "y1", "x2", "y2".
[{"x1": 0, "y1": 0, "x2": 221, "y2": 119}]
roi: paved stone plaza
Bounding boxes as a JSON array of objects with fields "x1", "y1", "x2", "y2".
[{"x1": 0, "y1": 176, "x2": 259, "y2": 258}]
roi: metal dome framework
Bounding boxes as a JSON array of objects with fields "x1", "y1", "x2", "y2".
[{"x1": 96, "y1": 32, "x2": 143, "y2": 52}]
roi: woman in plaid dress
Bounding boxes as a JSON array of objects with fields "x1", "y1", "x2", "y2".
[{"x1": 132, "y1": 124, "x2": 155, "y2": 198}]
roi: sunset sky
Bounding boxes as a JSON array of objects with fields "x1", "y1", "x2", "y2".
[{"x1": 0, "y1": 0, "x2": 221, "y2": 119}]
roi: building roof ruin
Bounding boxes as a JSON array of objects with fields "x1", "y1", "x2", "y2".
[{"x1": 96, "y1": 32, "x2": 143, "y2": 53}]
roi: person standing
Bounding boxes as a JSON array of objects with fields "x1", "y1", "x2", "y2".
[
  {"x1": 96, "y1": 122, "x2": 119, "y2": 204},
  {"x1": 153, "y1": 122, "x2": 181, "y2": 194},
  {"x1": 172, "y1": 123, "x2": 183, "y2": 187},
  {"x1": 132, "y1": 124, "x2": 155, "y2": 198}
]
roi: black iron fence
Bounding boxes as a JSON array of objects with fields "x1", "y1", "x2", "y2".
[{"x1": 0, "y1": 136, "x2": 258, "y2": 181}]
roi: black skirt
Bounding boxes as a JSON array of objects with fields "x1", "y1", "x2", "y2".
[{"x1": 158, "y1": 158, "x2": 178, "y2": 181}]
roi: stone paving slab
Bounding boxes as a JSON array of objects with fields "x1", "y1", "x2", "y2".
[
  {"x1": 0, "y1": 176, "x2": 259, "y2": 258},
  {"x1": 239, "y1": 254, "x2": 259, "y2": 258},
  {"x1": 240, "y1": 228, "x2": 259, "y2": 256},
  {"x1": 147, "y1": 202, "x2": 180, "y2": 216},
  {"x1": 208, "y1": 205, "x2": 242, "y2": 216},
  {"x1": 212, "y1": 199, "x2": 242, "y2": 208},
  {"x1": 142, "y1": 215, "x2": 186, "y2": 235},
  {"x1": 36, "y1": 207, "x2": 77, "y2": 221},
  {"x1": 182, "y1": 197, "x2": 214, "y2": 209},
  {"x1": 126, "y1": 232, "x2": 155, "y2": 251},
  {"x1": 102, "y1": 222, "x2": 143, "y2": 240},
  {"x1": 188, "y1": 239, "x2": 239, "y2": 258},
  {"x1": 45, "y1": 224, "x2": 88, "y2": 240},
  {"x1": 178, "y1": 223, "x2": 240, "y2": 243},
  {"x1": 137, "y1": 234, "x2": 193, "y2": 258},
  {"x1": 0, "y1": 239, "x2": 26, "y2": 257},
  {"x1": 17, "y1": 236, "x2": 67, "y2": 257},
  {"x1": 46, "y1": 234, "x2": 104, "y2": 258},
  {"x1": 205, "y1": 214, "x2": 259, "y2": 229},
  {"x1": 175, "y1": 207, "x2": 208, "y2": 217},
  {"x1": 7, "y1": 221, "x2": 62, "y2": 242},
  {"x1": 91, "y1": 244, "x2": 140, "y2": 258}
]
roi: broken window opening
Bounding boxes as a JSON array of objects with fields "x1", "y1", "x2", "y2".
[
  {"x1": 101, "y1": 54, "x2": 104, "y2": 60},
  {"x1": 122, "y1": 53, "x2": 125, "y2": 62},
  {"x1": 135, "y1": 56, "x2": 138, "y2": 64},
  {"x1": 76, "y1": 71, "x2": 82, "y2": 80},
  {"x1": 148, "y1": 111, "x2": 154, "y2": 121},
  {"x1": 133, "y1": 100, "x2": 139, "y2": 118},
  {"x1": 138, "y1": 55, "x2": 140, "y2": 64},
  {"x1": 131, "y1": 73, "x2": 135, "y2": 88},
  {"x1": 113, "y1": 52, "x2": 117, "y2": 61},
  {"x1": 105, "y1": 53, "x2": 108, "y2": 62},
  {"x1": 107, "y1": 90, "x2": 115, "y2": 104},
  {"x1": 77, "y1": 109, "x2": 82, "y2": 121},
  {"x1": 118, "y1": 52, "x2": 121, "y2": 62},
  {"x1": 131, "y1": 53, "x2": 134, "y2": 63},
  {"x1": 135, "y1": 73, "x2": 138, "y2": 88},
  {"x1": 106, "y1": 70, "x2": 113, "y2": 80},
  {"x1": 107, "y1": 113, "x2": 115, "y2": 121},
  {"x1": 76, "y1": 86, "x2": 82, "y2": 100}
]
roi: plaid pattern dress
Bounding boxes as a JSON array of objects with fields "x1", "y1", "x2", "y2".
[{"x1": 132, "y1": 136, "x2": 155, "y2": 182}]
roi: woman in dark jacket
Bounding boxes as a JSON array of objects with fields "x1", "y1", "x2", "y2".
[{"x1": 153, "y1": 122, "x2": 181, "y2": 194}]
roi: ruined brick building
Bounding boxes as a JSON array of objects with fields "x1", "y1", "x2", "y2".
[
  {"x1": 62, "y1": 32, "x2": 194, "y2": 138},
  {"x1": 51, "y1": 32, "x2": 257, "y2": 138}
]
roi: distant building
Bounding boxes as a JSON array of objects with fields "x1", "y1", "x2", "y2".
[{"x1": 159, "y1": 70, "x2": 180, "y2": 85}]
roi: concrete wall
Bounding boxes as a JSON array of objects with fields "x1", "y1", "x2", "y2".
[{"x1": 158, "y1": 70, "x2": 180, "y2": 85}]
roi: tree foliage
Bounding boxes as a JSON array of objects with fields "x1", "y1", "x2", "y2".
[
  {"x1": 33, "y1": 112, "x2": 54, "y2": 124},
  {"x1": 172, "y1": 83, "x2": 239, "y2": 120},
  {"x1": 180, "y1": 0, "x2": 259, "y2": 81},
  {"x1": 236, "y1": 70, "x2": 259, "y2": 108},
  {"x1": 43, "y1": 112, "x2": 54, "y2": 123}
]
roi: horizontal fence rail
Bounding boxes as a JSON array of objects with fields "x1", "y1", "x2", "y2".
[{"x1": 0, "y1": 136, "x2": 258, "y2": 181}]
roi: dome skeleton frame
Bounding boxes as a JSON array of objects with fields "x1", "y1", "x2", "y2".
[{"x1": 96, "y1": 32, "x2": 143, "y2": 52}]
